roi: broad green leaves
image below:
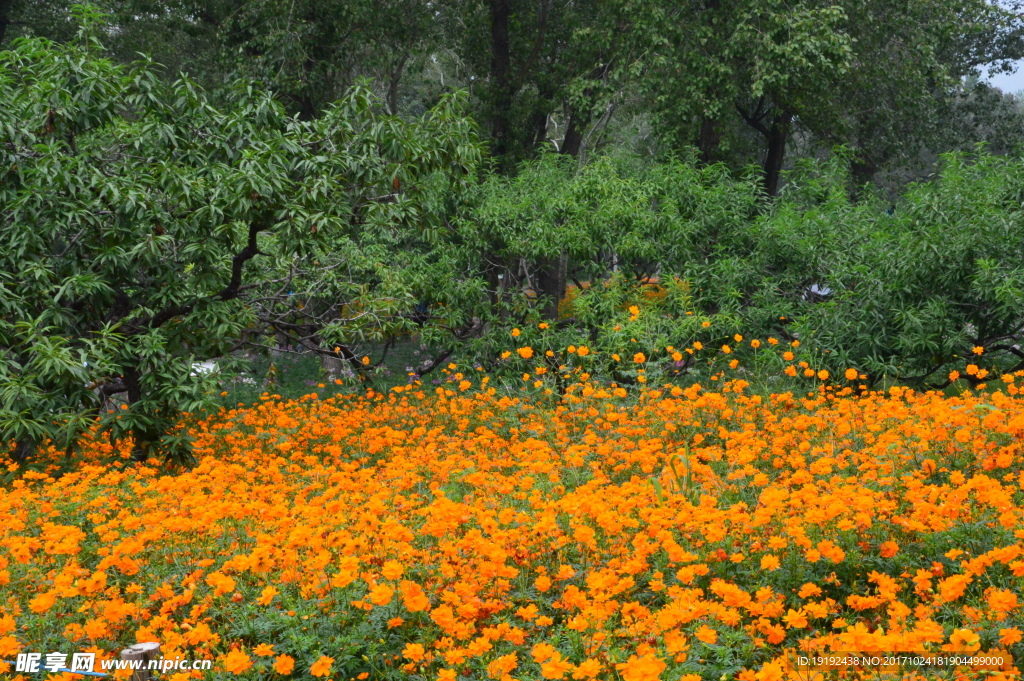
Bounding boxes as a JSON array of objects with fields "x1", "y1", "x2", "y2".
[{"x1": 0, "y1": 18, "x2": 482, "y2": 464}]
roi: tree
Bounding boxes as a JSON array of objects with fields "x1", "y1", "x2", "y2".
[
  {"x1": 0, "y1": 6, "x2": 481, "y2": 464},
  {"x1": 631, "y1": 0, "x2": 1024, "y2": 195}
]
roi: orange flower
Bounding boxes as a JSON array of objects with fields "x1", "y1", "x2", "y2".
[
  {"x1": 253, "y1": 644, "x2": 275, "y2": 657},
  {"x1": 798, "y1": 583, "x2": 822, "y2": 599},
  {"x1": 541, "y1": 657, "x2": 573, "y2": 679},
  {"x1": 0, "y1": 636, "x2": 20, "y2": 657},
  {"x1": 754, "y1": 662, "x2": 784, "y2": 681},
  {"x1": 572, "y1": 659, "x2": 601, "y2": 679},
  {"x1": 400, "y1": 580, "x2": 430, "y2": 612},
  {"x1": 368, "y1": 583, "x2": 394, "y2": 606},
  {"x1": 403, "y1": 643, "x2": 426, "y2": 662},
  {"x1": 999, "y1": 628, "x2": 1023, "y2": 646},
  {"x1": 309, "y1": 656, "x2": 334, "y2": 677},
  {"x1": 222, "y1": 650, "x2": 253, "y2": 675},
  {"x1": 273, "y1": 655, "x2": 295, "y2": 675},
  {"x1": 783, "y1": 608, "x2": 808, "y2": 629},
  {"x1": 257, "y1": 585, "x2": 279, "y2": 606},
  {"x1": 614, "y1": 653, "x2": 666, "y2": 681},
  {"x1": 694, "y1": 624, "x2": 718, "y2": 645},
  {"x1": 28, "y1": 592, "x2": 56, "y2": 614},
  {"x1": 517, "y1": 347, "x2": 534, "y2": 359},
  {"x1": 487, "y1": 653, "x2": 518, "y2": 678}
]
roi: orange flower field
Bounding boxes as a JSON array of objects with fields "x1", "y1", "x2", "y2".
[{"x1": 2, "y1": 376, "x2": 1024, "y2": 680}]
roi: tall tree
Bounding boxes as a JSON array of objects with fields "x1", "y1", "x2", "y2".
[{"x1": 633, "y1": 0, "x2": 1024, "y2": 195}]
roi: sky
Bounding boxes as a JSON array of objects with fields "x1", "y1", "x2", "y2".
[{"x1": 982, "y1": 62, "x2": 1024, "y2": 94}]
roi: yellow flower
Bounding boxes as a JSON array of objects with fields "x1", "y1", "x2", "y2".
[{"x1": 633, "y1": 352, "x2": 646, "y2": 363}]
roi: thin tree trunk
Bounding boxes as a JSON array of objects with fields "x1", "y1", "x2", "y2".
[
  {"x1": 535, "y1": 250, "x2": 568, "y2": 320},
  {"x1": 696, "y1": 117, "x2": 721, "y2": 164},
  {"x1": 386, "y1": 53, "x2": 408, "y2": 115},
  {"x1": 489, "y1": 0, "x2": 512, "y2": 164},
  {"x1": 528, "y1": 109, "x2": 548, "y2": 150},
  {"x1": 561, "y1": 113, "x2": 585, "y2": 157},
  {"x1": 122, "y1": 366, "x2": 157, "y2": 463},
  {"x1": 762, "y1": 110, "x2": 792, "y2": 197},
  {"x1": 0, "y1": 0, "x2": 15, "y2": 45}
]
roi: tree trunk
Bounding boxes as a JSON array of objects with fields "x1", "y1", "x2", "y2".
[
  {"x1": 0, "y1": 0, "x2": 15, "y2": 45},
  {"x1": 528, "y1": 109, "x2": 549, "y2": 150},
  {"x1": 762, "y1": 110, "x2": 792, "y2": 197},
  {"x1": 122, "y1": 366, "x2": 158, "y2": 463},
  {"x1": 535, "y1": 251, "x2": 568, "y2": 320},
  {"x1": 696, "y1": 117, "x2": 721, "y2": 164},
  {"x1": 489, "y1": 0, "x2": 512, "y2": 165},
  {"x1": 386, "y1": 53, "x2": 408, "y2": 115},
  {"x1": 11, "y1": 435, "x2": 35, "y2": 464},
  {"x1": 561, "y1": 112, "x2": 585, "y2": 157}
]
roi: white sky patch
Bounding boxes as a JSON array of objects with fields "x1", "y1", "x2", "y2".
[{"x1": 982, "y1": 62, "x2": 1024, "y2": 95}]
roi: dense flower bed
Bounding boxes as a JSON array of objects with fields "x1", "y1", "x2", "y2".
[{"x1": 1, "y1": 378, "x2": 1023, "y2": 680}]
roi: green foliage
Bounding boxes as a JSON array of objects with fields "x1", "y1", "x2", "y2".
[
  {"x1": 463, "y1": 147, "x2": 1024, "y2": 393},
  {"x1": 0, "y1": 9, "x2": 482, "y2": 464}
]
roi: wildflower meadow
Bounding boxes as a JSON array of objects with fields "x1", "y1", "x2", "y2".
[
  {"x1": 5, "y1": 7, "x2": 1024, "y2": 681},
  {"x1": 2, "y1": 335, "x2": 1023, "y2": 681}
]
